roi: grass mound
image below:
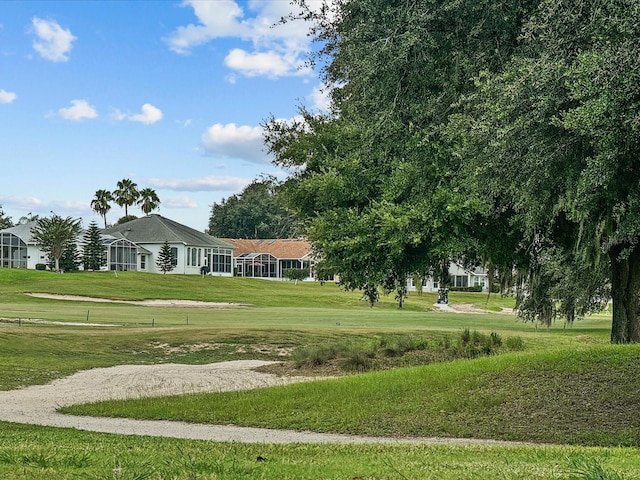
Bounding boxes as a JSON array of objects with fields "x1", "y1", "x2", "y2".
[
  {"x1": 288, "y1": 330, "x2": 525, "y2": 374},
  {"x1": 64, "y1": 345, "x2": 640, "y2": 447}
]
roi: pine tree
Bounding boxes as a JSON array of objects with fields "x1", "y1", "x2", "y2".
[
  {"x1": 156, "y1": 240, "x2": 175, "y2": 274},
  {"x1": 56, "y1": 242, "x2": 81, "y2": 272},
  {"x1": 82, "y1": 221, "x2": 106, "y2": 271}
]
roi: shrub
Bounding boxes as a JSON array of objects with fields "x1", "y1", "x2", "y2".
[
  {"x1": 340, "y1": 351, "x2": 374, "y2": 372},
  {"x1": 449, "y1": 285, "x2": 483, "y2": 292},
  {"x1": 505, "y1": 336, "x2": 525, "y2": 351},
  {"x1": 284, "y1": 268, "x2": 309, "y2": 282},
  {"x1": 292, "y1": 345, "x2": 336, "y2": 368}
]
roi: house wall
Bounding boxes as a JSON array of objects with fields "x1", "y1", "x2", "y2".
[
  {"x1": 406, "y1": 262, "x2": 489, "y2": 292},
  {"x1": 26, "y1": 245, "x2": 47, "y2": 269},
  {"x1": 137, "y1": 243, "x2": 185, "y2": 274},
  {"x1": 140, "y1": 243, "x2": 234, "y2": 276}
]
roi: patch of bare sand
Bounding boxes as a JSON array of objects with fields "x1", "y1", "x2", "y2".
[
  {"x1": 434, "y1": 303, "x2": 516, "y2": 315},
  {"x1": 27, "y1": 293, "x2": 249, "y2": 308},
  {"x1": 0, "y1": 360, "x2": 529, "y2": 446}
]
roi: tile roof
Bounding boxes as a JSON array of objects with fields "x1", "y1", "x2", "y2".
[
  {"x1": 103, "y1": 214, "x2": 233, "y2": 249},
  {"x1": 223, "y1": 238, "x2": 313, "y2": 259}
]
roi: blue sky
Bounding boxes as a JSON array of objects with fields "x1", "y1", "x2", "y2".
[{"x1": 0, "y1": 0, "x2": 327, "y2": 231}]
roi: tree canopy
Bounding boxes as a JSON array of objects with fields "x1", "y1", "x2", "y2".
[
  {"x1": 454, "y1": 0, "x2": 640, "y2": 342},
  {"x1": 82, "y1": 221, "x2": 106, "y2": 271},
  {"x1": 208, "y1": 177, "x2": 296, "y2": 239},
  {"x1": 137, "y1": 188, "x2": 160, "y2": 215},
  {"x1": 265, "y1": 0, "x2": 538, "y2": 304},
  {"x1": 0, "y1": 205, "x2": 13, "y2": 230},
  {"x1": 91, "y1": 189, "x2": 114, "y2": 228},
  {"x1": 265, "y1": 0, "x2": 640, "y2": 342},
  {"x1": 31, "y1": 214, "x2": 82, "y2": 273},
  {"x1": 156, "y1": 240, "x2": 176, "y2": 274},
  {"x1": 114, "y1": 178, "x2": 139, "y2": 217}
]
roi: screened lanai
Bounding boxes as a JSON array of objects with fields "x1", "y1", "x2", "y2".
[
  {"x1": 235, "y1": 252, "x2": 277, "y2": 278},
  {"x1": 0, "y1": 231, "x2": 28, "y2": 268},
  {"x1": 102, "y1": 235, "x2": 139, "y2": 271}
]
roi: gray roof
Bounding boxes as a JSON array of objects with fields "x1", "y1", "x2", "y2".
[
  {"x1": 103, "y1": 214, "x2": 233, "y2": 249},
  {"x1": 1, "y1": 221, "x2": 38, "y2": 244}
]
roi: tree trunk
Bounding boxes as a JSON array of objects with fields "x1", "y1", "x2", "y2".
[{"x1": 610, "y1": 244, "x2": 640, "y2": 343}]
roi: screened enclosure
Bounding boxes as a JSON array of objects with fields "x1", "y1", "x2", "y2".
[
  {"x1": 235, "y1": 253, "x2": 277, "y2": 278},
  {"x1": 103, "y1": 237, "x2": 138, "y2": 271},
  {"x1": 0, "y1": 232, "x2": 27, "y2": 268}
]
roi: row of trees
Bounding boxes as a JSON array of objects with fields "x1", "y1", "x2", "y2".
[
  {"x1": 0, "y1": 180, "x2": 158, "y2": 232},
  {"x1": 207, "y1": 176, "x2": 296, "y2": 238},
  {"x1": 91, "y1": 179, "x2": 160, "y2": 228},
  {"x1": 263, "y1": 0, "x2": 640, "y2": 343}
]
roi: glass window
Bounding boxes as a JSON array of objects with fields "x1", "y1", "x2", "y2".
[
  {"x1": 171, "y1": 247, "x2": 178, "y2": 267},
  {"x1": 449, "y1": 275, "x2": 468, "y2": 288}
]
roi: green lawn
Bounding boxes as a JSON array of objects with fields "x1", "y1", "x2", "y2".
[
  {"x1": 2, "y1": 422, "x2": 639, "y2": 479},
  {"x1": 0, "y1": 269, "x2": 635, "y2": 479}
]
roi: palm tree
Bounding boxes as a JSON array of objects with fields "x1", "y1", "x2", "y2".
[
  {"x1": 137, "y1": 188, "x2": 160, "y2": 215},
  {"x1": 113, "y1": 178, "x2": 139, "y2": 217},
  {"x1": 91, "y1": 189, "x2": 114, "y2": 228}
]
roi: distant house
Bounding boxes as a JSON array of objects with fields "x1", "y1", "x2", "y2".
[
  {"x1": 0, "y1": 222, "x2": 46, "y2": 269},
  {"x1": 0, "y1": 215, "x2": 234, "y2": 275},
  {"x1": 0, "y1": 221, "x2": 139, "y2": 271},
  {"x1": 103, "y1": 215, "x2": 234, "y2": 275},
  {"x1": 223, "y1": 238, "x2": 315, "y2": 280},
  {"x1": 406, "y1": 262, "x2": 490, "y2": 292}
]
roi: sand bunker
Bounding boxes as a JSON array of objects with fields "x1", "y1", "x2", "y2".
[
  {"x1": 0, "y1": 360, "x2": 527, "y2": 445},
  {"x1": 27, "y1": 293, "x2": 249, "y2": 308}
]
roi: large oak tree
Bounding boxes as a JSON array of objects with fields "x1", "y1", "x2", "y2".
[
  {"x1": 264, "y1": 0, "x2": 538, "y2": 304},
  {"x1": 456, "y1": 0, "x2": 640, "y2": 342},
  {"x1": 266, "y1": 0, "x2": 640, "y2": 342}
]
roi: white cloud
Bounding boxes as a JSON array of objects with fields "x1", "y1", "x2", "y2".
[
  {"x1": 166, "y1": 0, "x2": 247, "y2": 54},
  {"x1": 224, "y1": 48, "x2": 302, "y2": 78},
  {"x1": 109, "y1": 109, "x2": 127, "y2": 122},
  {"x1": 148, "y1": 176, "x2": 249, "y2": 192},
  {"x1": 31, "y1": 17, "x2": 76, "y2": 62},
  {"x1": 309, "y1": 84, "x2": 331, "y2": 112},
  {"x1": 0, "y1": 89, "x2": 17, "y2": 104},
  {"x1": 0, "y1": 194, "x2": 43, "y2": 210},
  {"x1": 129, "y1": 103, "x2": 163, "y2": 125},
  {"x1": 58, "y1": 99, "x2": 98, "y2": 121},
  {"x1": 111, "y1": 104, "x2": 163, "y2": 124},
  {"x1": 201, "y1": 122, "x2": 270, "y2": 164},
  {"x1": 163, "y1": 195, "x2": 198, "y2": 209},
  {"x1": 166, "y1": 0, "x2": 320, "y2": 79}
]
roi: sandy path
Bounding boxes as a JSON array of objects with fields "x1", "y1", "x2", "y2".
[{"x1": 0, "y1": 360, "x2": 527, "y2": 446}]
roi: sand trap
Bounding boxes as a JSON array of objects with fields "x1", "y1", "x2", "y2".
[
  {"x1": 27, "y1": 293, "x2": 249, "y2": 308},
  {"x1": 0, "y1": 360, "x2": 530, "y2": 445}
]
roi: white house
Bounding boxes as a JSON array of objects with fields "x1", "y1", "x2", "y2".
[
  {"x1": 406, "y1": 262, "x2": 490, "y2": 292},
  {"x1": 103, "y1": 215, "x2": 234, "y2": 275},
  {"x1": 0, "y1": 215, "x2": 234, "y2": 275},
  {"x1": 0, "y1": 221, "x2": 139, "y2": 271},
  {"x1": 0, "y1": 222, "x2": 47, "y2": 269}
]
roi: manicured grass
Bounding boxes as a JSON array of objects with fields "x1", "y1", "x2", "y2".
[
  {"x1": 64, "y1": 345, "x2": 640, "y2": 447},
  {"x1": 0, "y1": 268, "x2": 634, "y2": 478},
  {"x1": 1, "y1": 422, "x2": 639, "y2": 479},
  {"x1": 0, "y1": 268, "x2": 518, "y2": 311},
  {"x1": 0, "y1": 268, "x2": 612, "y2": 391}
]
